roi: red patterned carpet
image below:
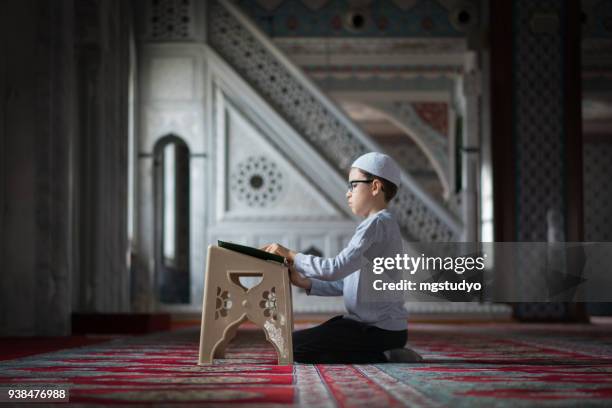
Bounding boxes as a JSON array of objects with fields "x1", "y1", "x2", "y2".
[
  {"x1": 1, "y1": 322, "x2": 612, "y2": 406},
  {"x1": 0, "y1": 337, "x2": 113, "y2": 362}
]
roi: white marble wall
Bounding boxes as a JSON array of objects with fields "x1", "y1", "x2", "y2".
[
  {"x1": 202, "y1": 55, "x2": 361, "y2": 312},
  {"x1": 134, "y1": 44, "x2": 208, "y2": 311},
  {"x1": 133, "y1": 41, "x2": 359, "y2": 312}
]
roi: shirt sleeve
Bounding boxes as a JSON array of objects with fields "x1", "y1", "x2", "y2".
[
  {"x1": 293, "y1": 217, "x2": 380, "y2": 281},
  {"x1": 308, "y1": 279, "x2": 344, "y2": 296}
]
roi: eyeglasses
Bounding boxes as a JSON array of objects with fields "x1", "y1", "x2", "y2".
[{"x1": 347, "y1": 179, "x2": 373, "y2": 192}]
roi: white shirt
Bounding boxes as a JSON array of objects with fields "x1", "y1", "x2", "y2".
[{"x1": 293, "y1": 209, "x2": 408, "y2": 331}]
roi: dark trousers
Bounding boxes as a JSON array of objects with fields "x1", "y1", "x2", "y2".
[{"x1": 292, "y1": 315, "x2": 407, "y2": 364}]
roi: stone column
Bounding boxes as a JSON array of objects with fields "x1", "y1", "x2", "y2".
[
  {"x1": 491, "y1": 0, "x2": 583, "y2": 320},
  {"x1": 0, "y1": 0, "x2": 75, "y2": 335},
  {"x1": 73, "y1": 0, "x2": 131, "y2": 313}
]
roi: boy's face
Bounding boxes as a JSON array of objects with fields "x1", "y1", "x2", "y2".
[{"x1": 346, "y1": 168, "x2": 381, "y2": 217}]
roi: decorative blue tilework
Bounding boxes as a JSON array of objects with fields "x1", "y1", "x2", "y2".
[{"x1": 235, "y1": 0, "x2": 464, "y2": 38}]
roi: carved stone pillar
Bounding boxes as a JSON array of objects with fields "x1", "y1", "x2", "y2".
[{"x1": 491, "y1": 0, "x2": 584, "y2": 320}]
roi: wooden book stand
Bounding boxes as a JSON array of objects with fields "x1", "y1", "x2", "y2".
[{"x1": 198, "y1": 245, "x2": 293, "y2": 365}]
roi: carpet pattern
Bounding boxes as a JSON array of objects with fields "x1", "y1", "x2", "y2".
[{"x1": 1, "y1": 323, "x2": 611, "y2": 406}]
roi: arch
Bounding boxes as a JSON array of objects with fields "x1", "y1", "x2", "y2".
[
  {"x1": 353, "y1": 102, "x2": 450, "y2": 197},
  {"x1": 153, "y1": 134, "x2": 191, "y2": 304},
  {"x1": 153, "y1": 133, "x2": 193, "y2": 152}
]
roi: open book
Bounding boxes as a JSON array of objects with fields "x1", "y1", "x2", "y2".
[{"x1": 218, "y1": 240, "x2": 286, "y2": 264}]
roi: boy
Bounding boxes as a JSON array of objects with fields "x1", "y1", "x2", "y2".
[{"x1": 262, "y1": 152, "x2": 421, "y2": 364}]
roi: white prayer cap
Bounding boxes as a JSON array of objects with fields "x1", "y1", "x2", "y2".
[{"x1": 351, "y1": 152, "x2": 401, "y2": 187}]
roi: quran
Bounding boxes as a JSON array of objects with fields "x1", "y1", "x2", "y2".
[{"x1": 218, "y1": 240, "x2": 286, "y2": 264}]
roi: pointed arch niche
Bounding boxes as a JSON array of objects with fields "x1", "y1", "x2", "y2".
[{"x1": 153, "y1": 135, "x2": 191, "y2": 304}]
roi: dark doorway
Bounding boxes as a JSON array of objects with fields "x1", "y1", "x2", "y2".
[{"x1": 154, "y1": 135, "x2": 190, "y2": 304}]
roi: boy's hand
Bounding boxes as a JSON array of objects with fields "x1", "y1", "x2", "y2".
[
  {"x1": 260, "y1": 243, "x2": 297, "y2": 264},
  {"x1": 288, "y1": 266, "x2": 312, "y2": 291}
]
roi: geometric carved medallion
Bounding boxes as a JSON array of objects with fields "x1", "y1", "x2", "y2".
[{"x1": 230, "y1": 155, "x2": 285, "y2": 208}]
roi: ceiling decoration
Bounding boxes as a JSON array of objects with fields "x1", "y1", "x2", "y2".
[{"x1": 237, "y1": 0, "x2": 465, "y2": 38}]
